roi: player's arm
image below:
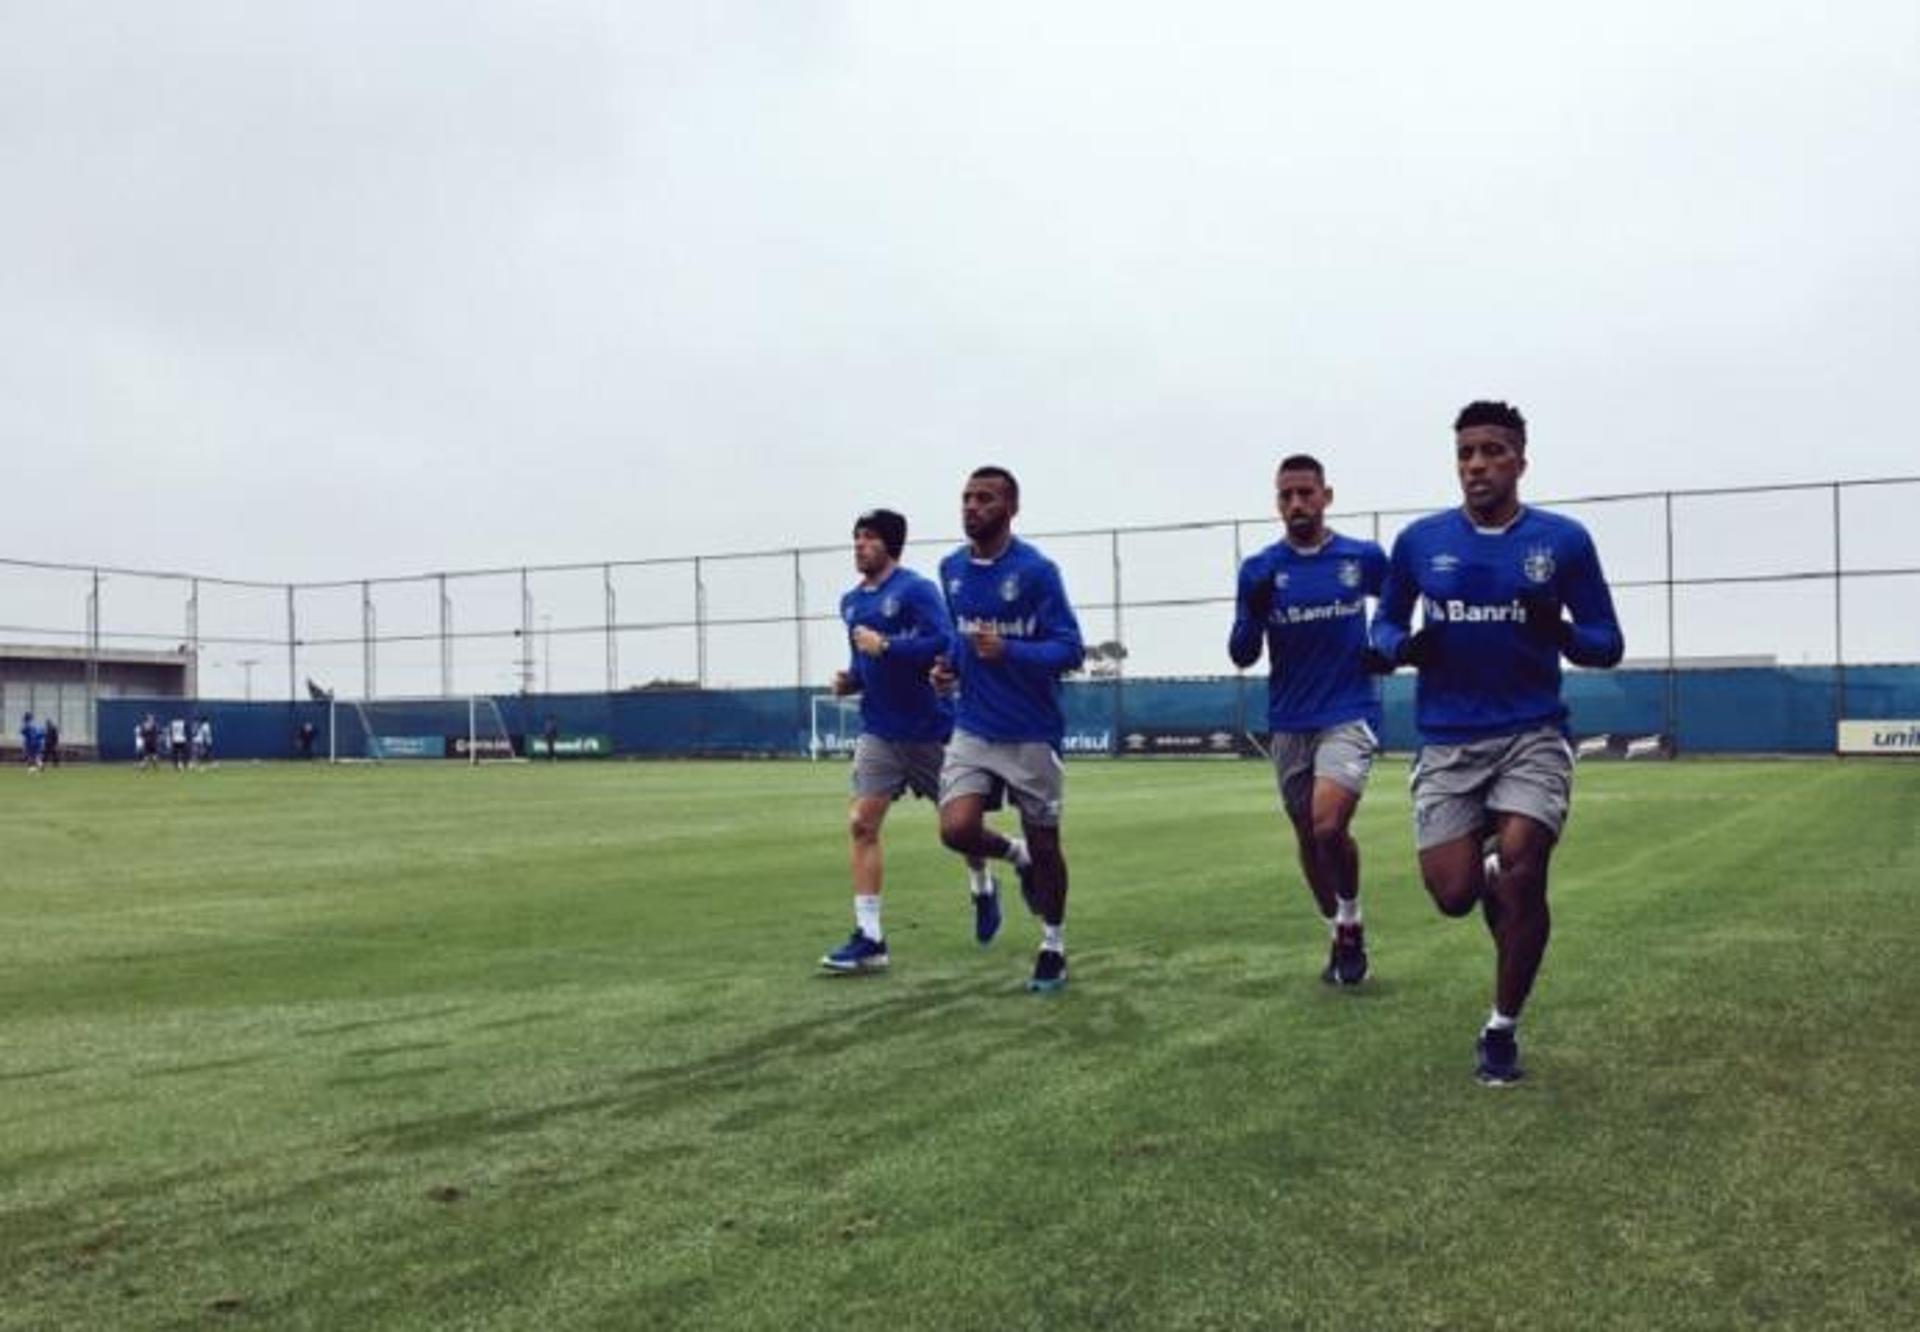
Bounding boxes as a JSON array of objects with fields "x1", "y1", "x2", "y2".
[
  {"x1": 1557, "y1": 528, "x2": 1625, "y2": 668},
  {"x1": 1369, "y1": 533, "x2": 1419, "y2": 665},
  {"x1": 880, "y1": 580, "x2": 952, "y2": 668},
  {"x1": 1357, "y1": 544, "x2": 1398, "y2": 674},
  {"x1": 1227, "y1": 557, "x2": 1269, "y2": 669},
  {"x1": 1000, "y1": 566, "x2": 1084, "y2": 674}
]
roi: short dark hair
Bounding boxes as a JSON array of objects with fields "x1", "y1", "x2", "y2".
[
  {"x1": 1276, "y1": 454, "x2": 1325, "y2": 482},
  {"x1": 853, "y1": 508, "x2": 908, "y2": 559},
  {"x1": 969, "y1": 465, "x2": 1020, "y2": 505},
  {"x1": 1454, "y1": 400, "x2": 1527, "y2": 444}
]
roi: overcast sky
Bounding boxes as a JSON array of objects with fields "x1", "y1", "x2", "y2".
[{"x1": 4, "y1": 3, "x2": 1918, "y2": 691}]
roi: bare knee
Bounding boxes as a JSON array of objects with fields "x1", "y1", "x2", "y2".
[
  {"x1": 849, "y1": 812, "x2": 882, "y2": 845},
  {"x1": 1422, "y1": 869, "x2": 1480, "y2": 917},
  {"x1": 939, "y1": 812, "x2": 978, "y2": 854}
]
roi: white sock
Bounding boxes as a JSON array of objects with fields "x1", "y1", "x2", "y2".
[
  {"x1": 1484, "y1": 850, "x2": 1502, "y2": 887},
  {"x1": 1335, "y1": 896, "x2": 1361, "y2": 926},
  {"x1": 967, "y1": 862, "x2": 993, "y2": 896},
  {"x1": 1005, "y1": 836, "x2": 1033, "y2": 870},
  {"x1": 1485, "y1": 1009, "x2": 1517, "y2": 1032},
  {"x1": 1041, "y1": 922, "x2": 1064, "y2": 953},
  {"x1": 854, "y1": 894, "x2": 883, "y2": 942}
]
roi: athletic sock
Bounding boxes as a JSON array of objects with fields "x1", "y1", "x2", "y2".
[
  {"x1": 1335, "y1": 896, "x2": 1361, "y2": 926},
  {"x1": 854, "y1": 894, "x2": 883, "y2": 943},
  {"x1": 1322, "y1": 914, "x2": 1338, "y2": 938},
  {"x1": 1005, "y1": 836, "x2": 1033, "y2": 870},
  {"x1": 1485, "y1": 1009, "x2": 1517, "y2": 1033},
  {"x1": 1041, "y1": 923, "x2": 1064, "y2": 953},
  {"x1": 967, "y1": 862, "x2": 993, "y2": 896}
]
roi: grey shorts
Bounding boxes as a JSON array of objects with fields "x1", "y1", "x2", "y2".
[
  {"x1": 851, "y1": 734, "x2": 945, "y2": 802},
  {"x1": 1270, "y1": 719, "x2": 1379, "y2": 820},
  {"x1": 1409, "y1": 726, "x2": 1576, "y2": 850},
  {"x1": 937, "y1": 730, "x2": 1066, "y2": 827}
]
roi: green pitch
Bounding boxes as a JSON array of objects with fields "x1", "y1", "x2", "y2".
[{"x1": 3, "y1": 759, "x2": 1916, "y2": 1329}]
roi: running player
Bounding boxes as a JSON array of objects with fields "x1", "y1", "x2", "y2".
[
  {"x1": 1371, "y1": 401, "x2": 1624, "y2": 1084},
  {"x1": 933, "y1": 467, "x2": 1085, "y2": 992},
  {"x1": 820, "y1": 509, "x2": 997, "y2": 974},
  {"x1": 1229, "y1": 455, "x2": 1388, "y2": 985}
]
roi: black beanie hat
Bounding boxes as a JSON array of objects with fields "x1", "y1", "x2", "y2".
[{"x1": 854, "y1": 508, "x2": 908, "y2": 559}]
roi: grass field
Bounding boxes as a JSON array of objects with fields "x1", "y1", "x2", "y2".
[{"x1": 2, "y1": 757, "x2": 1917, "y2": 1329}]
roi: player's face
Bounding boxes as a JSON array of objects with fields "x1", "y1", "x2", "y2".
[
  {"x1": 961, "y1": 475, "x2": 1016, "y2": 546},
  {"x1": 1456, "y1": 425, "x2": 1526, "y2": 519},
  {"x1": 852, "y1": 528, "x2": 892, "y2": 576},
  {"x1": 1275, "y1": 468, "x2": 1331, "y2": 542}
]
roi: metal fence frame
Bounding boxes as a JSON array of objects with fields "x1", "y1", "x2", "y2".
[{"x1": 5, "y1": 475, "x2": 1917, "y2": 747}]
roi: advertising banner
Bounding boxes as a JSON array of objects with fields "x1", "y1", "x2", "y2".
[{"x1": 1836, "y1": 719, "x2": 1920, "y2": 756}]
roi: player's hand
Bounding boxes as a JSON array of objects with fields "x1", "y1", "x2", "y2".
[
  {"x1": 1360, "y1": 646, "x2": 1398, "y2": 675},
  {"x1": 851, "y1": 625, "x2": 887, "y2": 658},
  {"x1": 1517, "y1": 589, "x2": 1570, "y2": 649},
  {"x1": 1399, "y1": 628, "x2": 1437, "y2": 668},
  {"x1": 929, "y1": 655, "x2": 958, "y2": 695},
  {"x1": 831, "y1": 670, "x2": 858, "y2": 697},
  {"x1": 969, "y1": 626, "x2": 1007, "y2": 663},
  {"x1": 1245, "y1": 575, "x2": 1274, "y2": 624}
]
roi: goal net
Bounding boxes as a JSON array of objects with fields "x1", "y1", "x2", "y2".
[
  {"x1": 808, "y1": 694, "x2": 861, "y2": 760},
  {"x1": 329, "y1": 696, "x2": 524, "y2": 763}
]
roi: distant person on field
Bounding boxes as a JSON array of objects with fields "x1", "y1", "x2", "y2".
[
  {"x1": 933, "y1": 467, "x2": 1086, "y2": 993},
  {"x1": 296, "y1": 720, "x2": 317, "y2": 760},
  {"x1": 20, "y1": 711, "x2": 45, "y2": 772},
  {"x1": 1370, "y1": 400, "x2": 1624, "y2": 1086},
  {"x1": 169, "y1": 715, "x2": 190, "y2": 770},
  {"x1": 43, "y1": 717, "x2": 60, "y2": 767},
  {"x1": 818, "y1": 508, "x2": 989, "y2": 975},
  {"x1": 542, "y1": 715, "x2": 559, "y2": 761},
  {"x1": 1228, "y1": 454, "x2": 1389, "y2": 987},
  {"x1": 194, "y1": 716, "x2": 214, "y2": 767},
  {"x1": 139, "y1": 713, "x2": 161, "y2": 769}
]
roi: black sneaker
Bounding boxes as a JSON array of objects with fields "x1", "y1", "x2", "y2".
[
  {"x1": 1332, "y1": 923, "x2": 1368, "y2": 986},
  {"x1": 1475, "y1": 1027, "x2": 1524, "y2": 1086},
  {"x1": 1027, "y1": 947, "x2": 1068, "y2": 993}
]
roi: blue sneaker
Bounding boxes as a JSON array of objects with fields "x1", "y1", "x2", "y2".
[
  {"x1": 973, "y1": 877, "x2": 1003, "y2": 946},
  {"x1": 1027, "y1": 947, "x2": 1068, "y2": 993},
  {"x1": 1329, "y1": 923, "x2": 1368, "y2": 986},
  {"x1": 820, "y1": 930, "x2": 889, "y2": 974},
  {"x1": 1475, "y1": 1027, "x2": 1524, "y2": 1086}
]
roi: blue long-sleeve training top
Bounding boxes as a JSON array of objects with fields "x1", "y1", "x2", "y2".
[
  {"x1": 939, "y1": 537, "x2": 1085, "y2": 747},
  {"x1": 839, "y1": 566, "x2": 955, "y2": 744},
  {"x1": 1371, "y1": 506, "x2": 1624, "y2": 745},
  {"x1": 1229, "y1": 532, "x2": 1387, "y2": 733}
]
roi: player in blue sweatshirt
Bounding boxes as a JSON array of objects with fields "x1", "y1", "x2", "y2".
[
  {"x1": 932, "y1": 467, "x2": 1085, "y2": 992},
  {"x1": 1229, "y1": 455, "x2": 1388, "y2": 986},
  {"x1": 1371, "y1": 401, "x2": 1624, "y2": 1084},
  {"x1": 820, "y1": 509, "x2": 994, "y2": 974}
]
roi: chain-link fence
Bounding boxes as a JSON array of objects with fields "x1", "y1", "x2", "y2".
[{"x1": 5, "y1": 477, "x2": 1918, "y2": 749}]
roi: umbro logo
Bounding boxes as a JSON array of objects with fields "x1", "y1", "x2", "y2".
[{"x1": 1430, "y1": 553, "x2": 1461, "y2": 574}]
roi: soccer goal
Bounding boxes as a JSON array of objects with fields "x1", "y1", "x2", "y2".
[
  {"x1": 328, "y1": 696, "x2": 524, "y2": 764},
  {"x1": 808, "y1": 694, "x2": 861, "y2": 760}
]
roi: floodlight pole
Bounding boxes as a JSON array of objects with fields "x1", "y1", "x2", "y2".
[
  {"x1": 1110, "y1": 528, "x2": 1124, "y2": 750},
  {"x1": 694, "y1": 557, "x2": 708, "y2": 688},
  {"x1": 1832, "y1": 482, "x2": 1845, "y2": 729},
  {"x1": 792, "y1": 549, "x2": 806, "y2": 692},
  {"x1": 286, "y1": 584, "x2": 297, "y2": 704},
  {"x1": 603, "y1": 563, "x2": 617, "y2": 692},
  {"x1": 1663, "y1": 492, "x2": 1677, "y2": 742},
  {"x1": 361, "y1": 580, "x2": 376, "y2": 699},
  {"x1": 438, "y1": 573, "x2": 452, "y2": 698}
]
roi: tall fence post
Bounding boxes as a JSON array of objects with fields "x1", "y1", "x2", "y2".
[
  {"x1": 86, "y1": 569, "x2": 101, "y2": 749},
  {"x1": 438, "y1": 574, "x2": 452, "y2": 698},
  {"x1": 1231, "y1": 520, "x2": 1246, "y2": 742},
  {"x1": 360, "y1": 581, "x2": 376, "y2": 699},
  {"x1": 519, "y1": 568, "x2": 533, "y2": 695},
  {"x1": 286, "y1": 585, "x2": 297, "y2": 703},
  {"x1": 1663, "y1": 492, "x2": 1677, "y2": 744},
  {"x1": 1832, "y1": 482, "x2": 1845, "y2": 731},
  {"x1": 694, "y1": 557, "x2": 708, "y2": 688},
  {"x1": 792, "y1": 549, "x2": 807, "y2": 692},
  {"x1": 1110, "y1": 528, "x2": 1124, "y2": 751},
  {"x1": 604, "y1": 564, "x2": 617, "y2": 692},
  {"x1": 187, "y1": 577, "x2": 200, "y2": 698}
]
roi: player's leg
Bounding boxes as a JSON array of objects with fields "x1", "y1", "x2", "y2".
[
  {"x1": 907, "y1": 741, "x2": 1000, "y2": 943},
  {"x1": 822, "y1": 737, "x2": 902, "y2": 973},
  {"x1": 992, "y1": 743, "x2": 1068, "y2": 991},
  {"x1": 1308, "y1": 777, "x2": 1368, "y2": 984},
  {"x1": 1472, "y1": 729, "x2": 1575, "y2": 1083},
  {"x1": 936, "y1": 732, "x2": 1023, "y2": 865}
]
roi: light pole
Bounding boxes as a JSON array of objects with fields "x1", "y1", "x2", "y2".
[{"x1": 237, "y1": 657, "x2": 261, "y2": 701}]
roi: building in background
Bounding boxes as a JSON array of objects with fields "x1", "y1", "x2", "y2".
[{"x1": 0, "y1": 644, "x2": 196, "y2": 756}]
